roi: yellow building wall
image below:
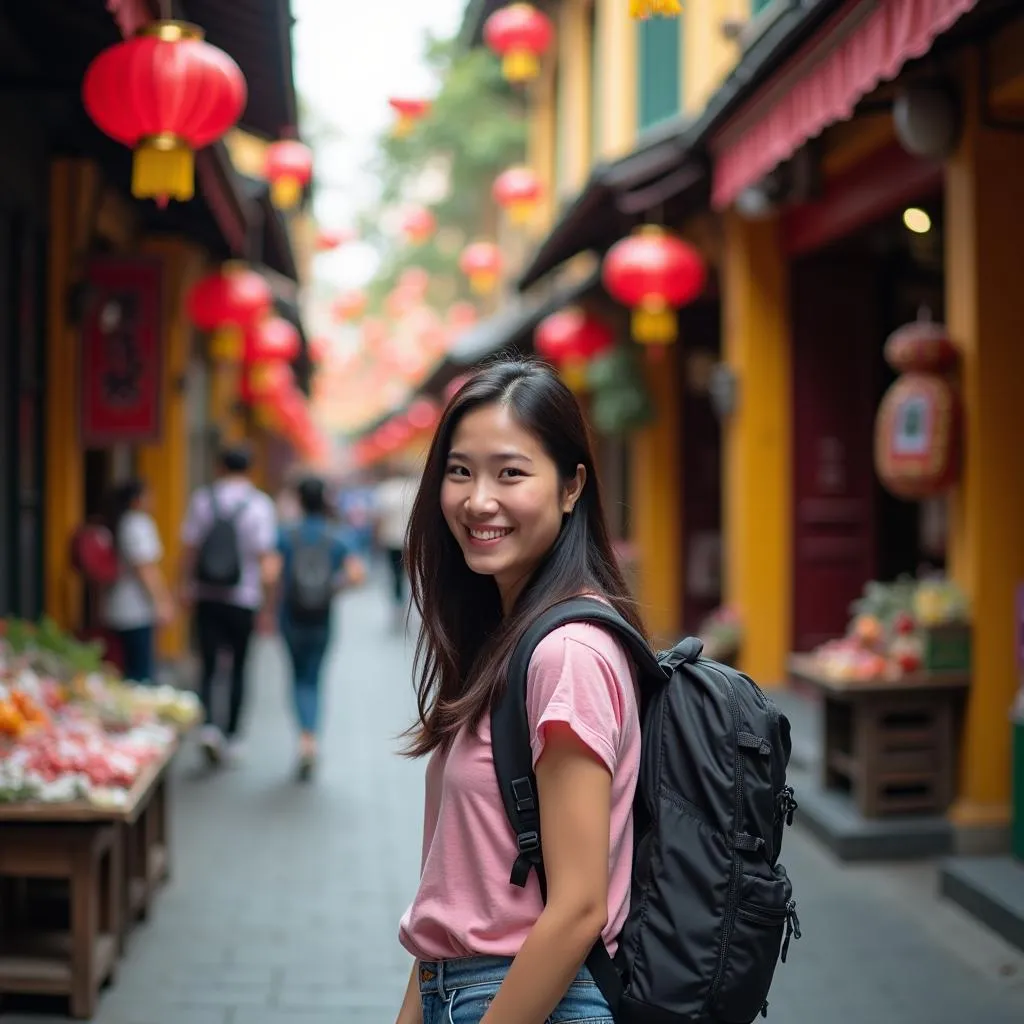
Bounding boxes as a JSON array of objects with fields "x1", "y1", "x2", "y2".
[
  {"x1": 684, "y1": 1, "x2": 748, "y2": 117},
  {"x1": 945, "y1": 51, "x2": 1024, "y2": 827},
  {"x1": 594, "y1": 0, "x2": 637, "y2": 160},
  {"x1": 554, "y1": 0, "x2": 593, "y2": 198}
]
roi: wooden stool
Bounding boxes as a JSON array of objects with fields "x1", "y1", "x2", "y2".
[{"x1": 0, "y1": 824, "x2": 121, "y2": 1019}]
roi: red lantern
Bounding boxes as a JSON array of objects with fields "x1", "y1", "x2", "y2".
[
  {"x1": 265, "y1": 139, "x2": 313, "y2": 210},
  {"x1": 315, "y1": 227, "x2": 354, "y2": 252},
  {"x1": 332, "y1": 290, "x2": 367, "y2": 323},
  {"x1": 875, "y1": 316, "x2": 962, "y2": 499},
  {"x1": 402, "y1": 206, "x2": 437, "y2": 245},
  {"x1": 406, "y1": 397, "x2": 441, "y2": 432},
  {"x1": 535, "y1": 308, "x2": 614, "y2": 391},
  {"x1": 82, "y1": 21, "x2": 246, "y2": 206},
  {"x1": 187, "y1": 264, "x2": 272, "y2": 361},
  {"x1": 309, "y1": 336, "x2": 329, "y2": 364},
  {"x1": 247, "y1": 316, "x2": 300, "y2": 364},
  {"x1": 493, "y1": 166, "x2": 543, "y2": 225},
  {"x1": 459, "y1": 242, "x2": 503, "y2": 295},
  {"x1": 388, "y1": 97, "x2": 432, "y2": 138},
  {"x1": 483, "y1": 3, "x2": 554, "y2": 84},
  {"x1": 248, "y1": 361, "x2": 294, "y2": 402},
  {"x1": 602, "y1": 225, "x2": 706, "y2": 347}
]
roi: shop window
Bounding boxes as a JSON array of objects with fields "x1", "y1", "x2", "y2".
[{"x1": 637, "y1": 15, "x2": 681, "y2": 131}]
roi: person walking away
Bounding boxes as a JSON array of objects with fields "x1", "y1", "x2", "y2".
[
  {"x1": 180, "y1": 445, "x2": 278, "y2": 766},
  {"x1": 374, "y1": 468, "x2": 417, "y2": 631},
  {"x1": 267, "y1": 476, "x2": 365, "y2": 780},
  {"x1": 394, "y1": 360, "x2": 643, "y2": 1024},
  {"x1": 100, "y1": 478, "x2": 174, "y2": 684}
]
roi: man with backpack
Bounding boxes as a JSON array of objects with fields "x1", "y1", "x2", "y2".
[{"x1": 180, "y1": 445, "x2": 278, "y2": 766}]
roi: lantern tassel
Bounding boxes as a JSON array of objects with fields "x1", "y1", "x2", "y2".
[
  {"x1": 271, "y1": 175, "x2": 303, "y2": 210},
  {"x1": 210, "y1": 325, "x2": 244, "y2": 362},
  {"x1": 503, "y1": 50, "x2": 540, "y2": 84},
  {"x1": 561, "y1": 358, "x2": 589, "y2": 393},
  {"x1": 632, "y1": 299, "x2": 677, "y2": 346},
  {"x1": 630, "y1": 0, "x2": 683, "y2": 17},
  {"x1": 508, "y1": 200, "x2": 534, "y2": 226},
  {"x1": 392, "y1": 114, "x2": 414, "y2": 139},
  {"x1": 133, "y1": 136, "x2": 194, "y2": 203},
  {"x1": 470, "y1": 272, "x2": 498, "y2": 296}
]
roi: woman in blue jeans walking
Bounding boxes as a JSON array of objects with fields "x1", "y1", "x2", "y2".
[{"x1": 271, "y1": 476, "x2": 364, "y2": 780}]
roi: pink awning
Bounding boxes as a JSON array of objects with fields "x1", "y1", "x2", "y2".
[{"x1": 711, "y1": 0, "x2": 978, "y2": 210}]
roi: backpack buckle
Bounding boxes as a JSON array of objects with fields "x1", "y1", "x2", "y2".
[
  {"x1": 516, "y1": 830, "x2": 540, "y2": 853},
  {"x1": 511, "y1": 777, "x2": 537, "y2": 813}
]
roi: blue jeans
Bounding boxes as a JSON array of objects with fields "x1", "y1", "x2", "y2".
[
  {"x1": 281, "y1": 625, "x2": 330, "y2": 734},
  {"x1": 118, "y1": 625, "x2": 155, "y2": 684},
  {"x1": 419, "y1": 955, "x2": 613, "y2": 1024}
]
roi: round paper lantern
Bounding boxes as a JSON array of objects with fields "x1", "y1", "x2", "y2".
[
  {"x1": 265, "y1": 139, "x2": 313, "y2": 210},
  {"x1": 875, "y1": 317, "x2": 962, "y2": 499},
  {"x1": 602, "y1": 225, "x2": 706, "y2": 346},
  {"x1": 82, "y1": 21, "x2": 246, "y2": 205},
  {"x1": 493, "y1": 166, "x2": 543, "y2": 225},
  {"x1": 459, "y1": 242, "x2": 503, "y2": 295},
  {"x1": 332, "y1": 290, "x2": 367, "y2": 323},
  {"x1": 248, "y1": 360, "x2": 294, "y2": 401},
  {"x1": 535, "y1": 308, "x2": 614, "y2": 391},
  {"x1": 630, "y1": 0, "x2": 683, "y2": 18},
  {"x1": 402, "y1": 206, "x2": 437, "y2": 245},
  {"x1": 388, "y1": 97, "x2": 432, "y2": 138},
  {"x1": 247, "y1": 316, "x2": 300, "y2": 364},
  {"x1": 483, "y1": 3, "x2": 554, "y2": 84},
  {"x1": 187, "y1": 264, "x2": 272, "y2": 361}
]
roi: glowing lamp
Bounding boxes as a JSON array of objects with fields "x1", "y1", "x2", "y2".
[
  {"x1": 265, "y1": 139, "x2": 313, "y2": 210},
  {"x1": 402, "y1": 206, "x2": 437, "y2": 245},
  {"x1": 247, "y1": 316, "x2": 301, "y2": 364},
  {"x1": 601, "y1": 225, "x2": 705, "y2": 347},
  {"x1": 535, "y1": 308, "x2": 614, "y2": 391},
  {"x1": 388, "y1": 97, "x2": 432, "y2": 138},
  {"x1": 493, "y1": 166, "x2": 543, "y2": 225},
  {"x1": 459, "y1": 242, "x2": 503, "y2": 296},
  {"x1": 483, "y1": 3, "x2": 554, "y2": 84},
  {"x1": 186, "y1": 264, "x2": 272, "y2": 361},
  {"x1": 82, "y1": 21, "x2": 246, "y2": 205}
]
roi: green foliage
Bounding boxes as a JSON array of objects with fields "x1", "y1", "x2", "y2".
[{"x1": 588, "y1": 347, "x2": 655, "y2": 435}]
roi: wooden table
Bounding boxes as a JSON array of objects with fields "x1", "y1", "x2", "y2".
[
  {"x1": 787, "y1": 655, "x2": 970, "y2": 818},
  {"x1": 0, "y1": 742, "x2": 176, "y2": 1018}
]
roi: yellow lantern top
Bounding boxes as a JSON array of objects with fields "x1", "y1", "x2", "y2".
[{"x1": 630, "y1": 0, "x2": 682, "y2": 17}]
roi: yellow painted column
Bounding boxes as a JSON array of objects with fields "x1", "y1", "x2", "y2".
[
  {"x1": 629, "y1": 357, "x2": 681, "y2": 647},
  {"x1": 596, "y1": 0, "x2": 637, "y2": 159},
  {"x1": 945, "y1": 51, "x2": 1024, "y2": 830},
  {"x1": 137, "y1": 237, "x2": 204, "y2": 659},
  {"x1": 527, "y1": 63, "x2": 558, "y2": 237},
  {"x1": 44, "y1": 159, "x2": 92, "y2": 628},
  {"x1": 721, "y1": 212, "x2": 792, "y2": 685},
  {"x1": 555, "y1": 0, "x2": 592, "y2": 194}
]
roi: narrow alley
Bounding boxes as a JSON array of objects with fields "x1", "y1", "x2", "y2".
[{"x1": 7, "y1": 578, "x2": 1024, "y2": 1024}]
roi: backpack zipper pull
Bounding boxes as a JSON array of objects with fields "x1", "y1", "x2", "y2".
[{"x1": 781, "y1": 900, "x2": 802, "y2": 962}]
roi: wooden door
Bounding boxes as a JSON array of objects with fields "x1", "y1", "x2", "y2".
[{"x1": 791, "y1": 255, "x2": 880, "y2": 651}]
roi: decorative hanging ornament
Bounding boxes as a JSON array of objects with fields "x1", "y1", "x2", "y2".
[
  {"x1": 406, "y1": 397, "x2": 441, "y2": 433},
  {"x1": 874, "y1": 313, "x2": 962, "y2": 500},
  {"x1": 630, "y1": 0, "x2": 683, "y2": 18},
  {"x1": 388, "y1": 97, "x2": 432, "y2": 138},
  {"x1": 535, "y1": 307, "x2": 614, "y2": 392},
  {"x1": 493, "y1": 166, "x2": 543, "y2": 225},
  {"x1": 483, "y1": 3, "x2": 554, "y2": 84},
  {"x1": 82, "y1": 21, "x2": 246, "y2": 206},
  {"x1": 246, "y1": 316, "x2": 301, "y2": 364},
  {"x1": 265, "y1": 138, "x2": 313, "y2": 210},
  {"x1": 402, "y1": 206, "x2": 437, "y2": 245},
  {"x1": 248, "y1": 360, "x2": 294, "y2": 401},
  {"x1": 186, "y1": 264, "x2": 272, "y2": 361},
  {"x1": 459, "y1": 242, "x2": 503, "y2": 296},
  {"x1": 601, "y1": 225, "x2": 706, "y2": 348}
]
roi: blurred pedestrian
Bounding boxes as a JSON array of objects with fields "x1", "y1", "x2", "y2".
[
  {"x1": 374, "y1": 466, "x2": 418, "y2": 631},
  {"x1": 100, "y1": 478, "x2": 174, "y2": 685},
  {"x1": 394, "y1": 360, "x2": 644, "y2": 1024},
  {"x1": 180, "y1": 445, "x2": 278, "y2": 767},
  {"x1": 267, "y1": 475, "x2": 365, "y2": 780}
]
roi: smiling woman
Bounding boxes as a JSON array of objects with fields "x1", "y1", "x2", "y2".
[{"x1": 394, "y1": 358, "x2": 647, "y2": 1024}]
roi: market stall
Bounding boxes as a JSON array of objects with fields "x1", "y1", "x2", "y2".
[
  {"x1": 0, "y1": 619, "x2": 198, "y2": 1018},
  {"x1": 788, "y1": 577, "x2": 971, "y2": 819}
]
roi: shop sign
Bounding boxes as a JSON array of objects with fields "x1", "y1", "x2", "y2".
[{"x1": 80, "y1": 258, "x2": 163, "y2": 448}]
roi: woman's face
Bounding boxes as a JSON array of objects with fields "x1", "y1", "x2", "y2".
[{"x1": 441, "y1": 402, "x2": 584, "y2": 610}]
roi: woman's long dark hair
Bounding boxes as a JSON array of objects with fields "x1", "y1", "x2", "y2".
[
  {"x1": 106, "y1": 478, "x2": 146, "y2": 540},
  {"x1": 403, "y1": 358, "x2": 646, "y2": 758}
]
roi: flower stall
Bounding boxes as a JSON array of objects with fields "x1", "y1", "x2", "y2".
[{"x1": 0, "y1": 618, "x2": 199, "y2": 1017}]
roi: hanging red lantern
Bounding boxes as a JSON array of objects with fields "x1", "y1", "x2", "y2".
[
  {"x1": 602, "y1": 225, "x2": 706, "y2": 348},
  {"x1": 630, "y1": 0, "x2": 683, "y2": 18},
  {"x1": 187, "y1": 264, "x2": 272, "y2": 361},
  {"x1": 332, "y1": 290, "x2": 367, "y2": 323},
  {"x1": 493, "y1": 166, "x2": 543, "y2": 225},
  {"x1": 875, "y1": 315, "x2": 962, "y2": 499},
  {"x1": 402, "y1": 206, "x2": 437, "y2": 245},
  {"x1": 406, "y1": 397, "x2": 441, "y2": 432},
  {"x1": 309, "y1": 336, "x2": 329, "y2": 364},
  {"x1": 483, "y1": 3, "x2": 554, "y2": 84},
  {"x1": 265, "y1": 139, "x2": 313, "y2": 210},
  {"x1": 248, "y1": 360, "x2": 294, "y2": 402},
  {"x1": 314, "y1": 227, "x2": 354, "y2": 252},
  {"x1": 246, "y1": 316, "x2": 301, "y2": 364},
  {"x1": 535, "y1": 308, "x2": 614, "y2": 391},
  {"x1": 388, "y1": 97, "x2": 432, "y2": 138},
  {"x1": 82, "y1": 21, "x2": 246, "y2": 206},
  {"x1": 459, "y1": 242, "x2": 503, "y2": 295}
]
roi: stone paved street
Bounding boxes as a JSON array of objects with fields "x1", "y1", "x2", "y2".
[{"x1": 6, "y1": 577, "x2": 1024, "y2": 1023}]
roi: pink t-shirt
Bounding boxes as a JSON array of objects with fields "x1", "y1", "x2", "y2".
[{"x1": 398, "y1": 621, "x2": 640, "y2": 961}]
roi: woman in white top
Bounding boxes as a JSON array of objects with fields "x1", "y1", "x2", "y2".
[{"x1": 101, "y1": 479, "x2": 174, "y2": 684}]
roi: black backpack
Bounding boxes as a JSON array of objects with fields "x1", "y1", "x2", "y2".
[
  {"x1": 491, "y1": 597, "x2": 801, "y2": 1024},
  {"x1": 195, "y1": 489, "x2": 250, "y2": 587},
  {"x1": 284, "y1": 527, "x2": 336, "y2": 624}
]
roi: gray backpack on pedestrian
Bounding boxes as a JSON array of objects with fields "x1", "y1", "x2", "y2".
[
  {"x1": 284, "y1": 528, "x2": 336, "y2": 624},
  {"x1": 195, "y1": 489, "x2": 249, "y2": 587}
]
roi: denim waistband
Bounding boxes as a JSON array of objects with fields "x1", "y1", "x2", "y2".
[{"x1": 418, "y1": 955, "x2": 596, "y2": 999}]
